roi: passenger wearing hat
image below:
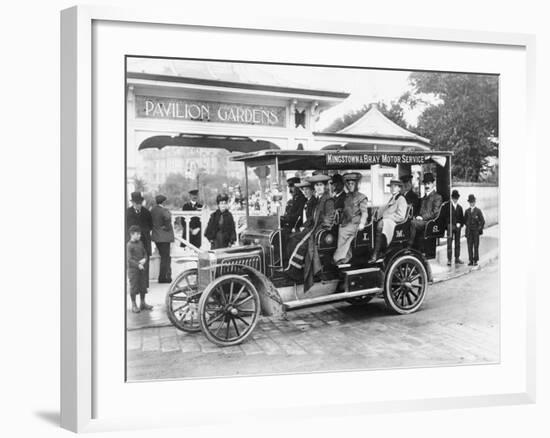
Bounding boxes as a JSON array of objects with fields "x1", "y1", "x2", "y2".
[
  {"x1": 408, "y1": 172, "x2": 443, "y2": 248},
  {"x1": 369, "y1": 179, "x2": 408, "y2": 262},
  {"x1": 280, "y1": 176, "x2": 306, "y2": 231},
  {"x1": 151, "y1": 194, "x2": 175, "y2": 284},
  {"x1": 181, "y1": 189, "x2": 203, "y2": 249},
  {"x1": 126, "y1": 191, "x2": 153, "y2": 293},
  {"x1": 442, "y1": 190, "x2": 465, "y2": 266},
  {"x1": 464, "y1": 194, "x2": 485, "y2": 266},
  {"x1": 296, "y1": 180, "x2": 317, "y2": 227},
  {"x1": 331, "y1": 174, "x2": 346, "y2": 212},
  {"x1": 205, "y1": 193, "x2": 237, "y2": 249},
  {"x1": 400, "y1": 174, "x2": 420, "y2": 216},
  {"x1": 333, "y1": 172, "x2": 369, "y2": 265},
  {"x1": 285, "y1": 173, "x2": 336, "y2": 292}
]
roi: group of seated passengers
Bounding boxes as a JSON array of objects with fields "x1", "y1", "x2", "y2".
[{"x1": 280, "y1": 171, "x2": 443, "y2": 288}]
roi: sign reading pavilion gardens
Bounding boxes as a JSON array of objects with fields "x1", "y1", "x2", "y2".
[
  {"x1": 326, "y1": 153, "x2": 427, "y2": 167},
  {"x1": 135, "y1": 96, "x2": 286, "y2": 127}
]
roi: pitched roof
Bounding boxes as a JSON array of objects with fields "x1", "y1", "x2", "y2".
[
  {"x1": 338, "y1": 105, "x2": 430, "y2": 144},
  {"x1": 127, "y1": 59, "x2": 349, "y2": 99}
]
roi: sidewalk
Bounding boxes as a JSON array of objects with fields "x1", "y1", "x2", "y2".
[
  {"x1": 127, "y1": 225, "x2": 499, "y2": 331},
  {"x1": 430, "y1": 224, "x2": 499, "y2": 283}
]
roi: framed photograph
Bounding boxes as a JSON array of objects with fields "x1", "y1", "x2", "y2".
[{"x1": 61, "y1": 5, "x2": 536, "y2": 432}]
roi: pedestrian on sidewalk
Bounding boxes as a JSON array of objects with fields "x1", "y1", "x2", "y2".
[
  {"x1": 464, "y1": 194, "x2": 485, "y2": 266},
  {"x1": 444, "y1": 189, "x2": 465, "y2": 266},
  {"x1": 127, "y1": 225, "x2": 153, "y2": 313},
  {"x1": 151, "y1": 194, "x2": 175, "y2": 283},
  {"x1": 126, "y1": 191, "x2": 152, "y2": 289},
  {"x1": 205, "y1": 194, "x2": 236, "y2": 249}
]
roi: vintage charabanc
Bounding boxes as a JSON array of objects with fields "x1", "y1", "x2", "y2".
[{"x1": 165, "y1": 149, "x2": 453, "y2": 346}]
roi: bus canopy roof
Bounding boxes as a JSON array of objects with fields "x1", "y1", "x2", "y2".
[{"x1": 231, "y1": 149, "x2": 452, "y2": 171}]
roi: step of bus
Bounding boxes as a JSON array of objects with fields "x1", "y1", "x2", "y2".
[
  {"x1": 283, "y1": 287, "x2": 382, "y2": 311},
  {"x1": 342, "y1": 267, "x2": 383, "y2": 293}
]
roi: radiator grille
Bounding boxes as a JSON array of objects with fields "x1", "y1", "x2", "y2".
[{"x1": 216, "y1": 255, "x2": 261, "y2": 276}]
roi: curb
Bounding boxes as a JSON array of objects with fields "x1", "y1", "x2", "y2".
[
  {"x1": 431, "y1": 250, "x2": 499, "y2": 284},
  {"x1": 128, "y1": 254, "x2": 499, "y2": 331}
]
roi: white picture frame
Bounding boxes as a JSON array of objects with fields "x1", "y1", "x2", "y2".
[{"x1": 60, "y1": 5, "x2": 536, "y2": 432}]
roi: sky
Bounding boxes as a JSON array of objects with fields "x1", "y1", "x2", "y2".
[{"x1": 127, "y1": 58, "x2": 424, "y2": 129}]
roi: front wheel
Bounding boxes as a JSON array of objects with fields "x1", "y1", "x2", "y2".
[
  {"x1": 383, "y1": 255, "x2": 427, "y2": 314},
  {"x1": 165, "y1": 268, "x2": 201, "y2": 332},
  {"x1": 198, "y1": 275, "x2": 261, "y2": 347}
]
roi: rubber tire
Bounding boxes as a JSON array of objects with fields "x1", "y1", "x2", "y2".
[
  {"x1": 383, "y1": 255, "x2": 427, "y2": 314},
  {"x1": 198, "y1": 275, "x2": 260, "y2": 347},
  {"x1": 165, "y1": 268, "x2": 201, "y2": 332}
]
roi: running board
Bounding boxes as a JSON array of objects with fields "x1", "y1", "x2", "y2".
[{"x1": 283, "y1": 287, "x2": 383, "y2": 311}]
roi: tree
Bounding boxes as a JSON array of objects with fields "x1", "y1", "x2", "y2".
[{"x1": 407, "y1": 72, "x2": 498, "y2": 182}]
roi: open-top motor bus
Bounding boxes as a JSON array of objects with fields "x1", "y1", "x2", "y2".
[{"x1": 165, "y1": 149, "x2": 453, "y2": 346}]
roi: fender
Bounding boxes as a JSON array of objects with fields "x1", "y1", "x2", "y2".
[
  {"x1": 201, "y1": 263, "x2": 285, "y2": 318},
  {"x1": 382, "y1": 247, "x2": 433, "y2": 284}
]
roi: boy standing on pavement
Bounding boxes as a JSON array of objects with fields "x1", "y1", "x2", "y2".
[
  {"x1": 464, "y1": 194, "x2": 485, "y2": 266},
  {"x1": 127, "y1": 225, "x2": 153, "y2": 313}
]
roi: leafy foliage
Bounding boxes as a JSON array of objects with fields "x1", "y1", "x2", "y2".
[{"x1": 409, "y1": 72, "x2": 499, "y2": 182}]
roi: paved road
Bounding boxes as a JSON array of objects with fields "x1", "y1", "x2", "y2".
[{"x1": 126, "y1": 260, "x2": 499, "y2": 381}]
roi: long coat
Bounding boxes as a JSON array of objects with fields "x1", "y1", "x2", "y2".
[
  {"x1": 418, "y1": 190, "x2": 443, "y2": 221},
  {"x1": 204, "y1": 209, "x2": 237, "y2": 249},
  {"x1": 151, "y1": 205, "x2": 175, "y2": 243},
  {"x1": 125, "y1": 206, "x2": 153, "y2": 256},
  {"x1": 304, "y1": 193, "x2": 336, "y2": 291},
  {"x1": 464, "y1": 206, "x2": 485, "y2": 233},
  {"x1": 403, "y1": 189, "x2": 420, "y2": 216},
  {"x1": 376, "y1": 193, "x2": 408, "y2": 244},
  {"x1": 181, "y1": 201, "x2": 203, "y2": 248},
  {"x1": 441, "y1": 201, "x2": 464, "y2": 232},
  {"x1": 281, "y1": 190, "x2": 306, "y2": 230}
]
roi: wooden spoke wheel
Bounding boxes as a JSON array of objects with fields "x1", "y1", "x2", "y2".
[
  {"x1": 383, "y1": 255, "x2": 427, "y2": 314},
  {"x1": 165, "y1": 268, "x2": 201, "y2": 332},
  {"x1": 198, "y1": 275, "x2": 260, "y2": 347}
]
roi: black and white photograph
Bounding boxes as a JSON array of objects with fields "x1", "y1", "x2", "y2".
[{"x1": 125, "y1": 56, "x2": 499, "y2": 381}]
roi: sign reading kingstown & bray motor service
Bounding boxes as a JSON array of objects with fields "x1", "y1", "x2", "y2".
[
  {"x1": 326, "y1": 152, "x2": 427, "y2": 167},
  {"x1": 135, "y1": 96, "x2": 286, "y2": 127}
]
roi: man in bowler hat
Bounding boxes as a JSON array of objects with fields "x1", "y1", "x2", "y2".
[
  {"x1": 181, "y1": 189, "x2": 203, "y2": 249},
  {"x1": 126, "y1": 191, "x2": 153, "y2": 290},
  {"x1": 464, "y1": 194, "x2": 485, "y2": 266},
  {"x1": 151, "y1": 194, "x2": 175, "y2": 283},
  {"x1": 408, "y1": 172, "x2": 443, "y2": 248},
  {"x1": 444, "y1": 189, "x2": 465, "y2": 266}
]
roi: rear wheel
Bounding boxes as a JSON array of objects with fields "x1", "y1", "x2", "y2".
[
  {"x1": 198, "y1": 275, "x2": 260, "y2": 346},
  {"x1": 383, "y1": 255, "x2": 427, "y2": 314},
  {"x1": 165, "y1": 268, "x2": 201, "y2": 332}
]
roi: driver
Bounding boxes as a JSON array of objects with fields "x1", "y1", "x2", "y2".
[
  {"x1": 333, "y1": 172, "x2": 369, "y2": 266},
  {"x1": 280, "y1": 176, "x2": 306, "y2": 231}
]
